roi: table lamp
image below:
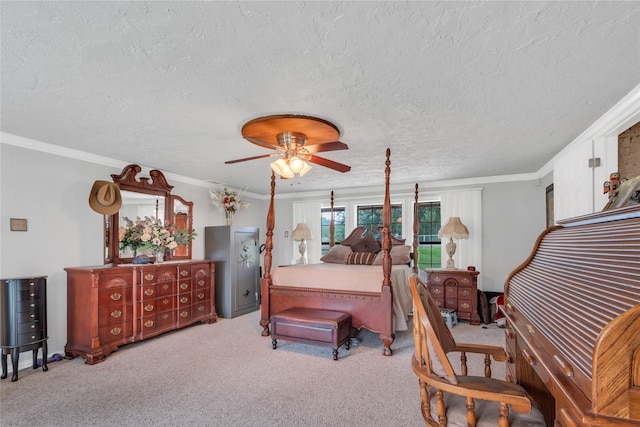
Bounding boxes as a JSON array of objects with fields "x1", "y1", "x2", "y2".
[{"x1": 438, "y1": 217, "x2": 469, "y2": 270}]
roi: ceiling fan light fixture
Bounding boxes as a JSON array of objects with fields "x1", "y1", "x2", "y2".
[
  {"x1": 299, "y1": 162, "x2": 312, "y2": 177},
  {"x1": 288, "y1": 156, "x2": 305, "y2": 173},
  {"x1": 270, "y1": 158, "x2": 294, "y2": 179}
]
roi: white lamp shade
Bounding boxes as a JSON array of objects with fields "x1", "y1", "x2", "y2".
[
  {"x1": 438, "y1": 217, "x2": 469, "y2": 239},
  {"x1": 288, "y1": 156, "x2": 305, "y2": 173},
  {"x1": 291, "y1": 223, "x2": 313, "y2": 241}
]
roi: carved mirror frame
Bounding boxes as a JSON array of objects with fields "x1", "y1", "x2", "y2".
[{"x1": 104, "y1": 164, "x2": 193, "y2": 264}]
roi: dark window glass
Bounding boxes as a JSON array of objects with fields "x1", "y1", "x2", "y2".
[{"x1": 356, "y1": 204, "x2": 402, "y2": 240}]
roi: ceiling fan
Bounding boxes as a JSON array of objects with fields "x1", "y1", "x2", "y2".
[{"x1": 225, "y1": 114, "x2": 351, "y2": 178}]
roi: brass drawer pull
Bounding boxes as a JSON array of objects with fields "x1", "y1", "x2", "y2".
[
  {"x1": 460, "y1": 302, "x2": 470, "y2": 309},
  {"x1": 198, "y1": 280, "x2": 205, "y2": 286},
  {"x1": 162, "y1": 284, "x2": 170, "y2": 290},
  {"x1": 110, "y1": 292, "x2": 122, "y2": 301},
  {"x1": 180, "y1": 311, "x2": 188, "y2": 318},
  {"x1": 110, "y1": 327, "x2": 122, "y2": 336},
  {"x1": 144, "y1": 320, "x2": 154, "y2": 328},
  {"x1": 181, "y1": 270, "x2": 189, "y2": 277},
  {"x1": 433, "y1": 288, "x2": 441, "y2": 294},
  {"x1": 144, "y1": 289, "x2": 154, "y2": 296},
  {"x1": 111, "y1": 310, "x2": 122, "y2": 318},
  {"x1": 461, "y1": 290, "x2": 470, "y2": 297},
  {"x1": 144, "y1": 304, "x2": 154, "y2": 312},
  {"x1": 180, "y1": 297, "x2": 188, "y2": 304},
  {"x1": 162, "y1": 298, "x2": 170, "y2": 305},
  {"x1": 145, "y1": 274, "x2": 154, "y2": 281},
  {"x1": 180, "y1": 283, "x2": 189, "y2": 290},
  {"x1": 197, "y1": 293, "x2": 205, "y2": 300},
  {"x1": 162, "y1": 314, "x2": 169, "y2": 320},
  {"x1": 197, "y1": 306, "x2": 205, "y2": 312}
]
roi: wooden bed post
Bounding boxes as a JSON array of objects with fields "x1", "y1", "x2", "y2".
[
  {"x1": 413, "y1": 183, "x2": 420, "y2": 275},
  {"x1": 329, "y1": 191, "x2": 335, "y2": 247},
  {"x1": 380, "y1": 148, "x2": 394, "y2": 356},
  {"x1": 260, "y1": 172, "x2": 276, "y2": 336}
]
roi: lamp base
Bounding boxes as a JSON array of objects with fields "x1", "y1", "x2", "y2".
[
  {"x1": 445, "y1": 238, "x2": 457, "y2": 270},
  {"x1": 297, "y1": 239, "x2": 307, "y2": 264}
]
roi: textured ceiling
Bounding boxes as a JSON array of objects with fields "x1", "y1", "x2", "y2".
[{"x1": 2, "y1": 1, "x2": 639, "y2": 195}]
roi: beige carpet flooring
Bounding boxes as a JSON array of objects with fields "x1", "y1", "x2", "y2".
[{"x1": 0, "y1": 310, "x2": 505, "y2": 426}]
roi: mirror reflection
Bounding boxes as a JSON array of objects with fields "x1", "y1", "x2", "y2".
[
  {"x1": 171, "y1": 196, "x2": 193, "y2": 259},
  {"x1": 118, "y1": 191, "x2": 166, "y2": 258}
]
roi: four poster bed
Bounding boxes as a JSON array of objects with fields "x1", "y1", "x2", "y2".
[{"x1": 259, "y1": 148, "x2": 420, "y2": 355}]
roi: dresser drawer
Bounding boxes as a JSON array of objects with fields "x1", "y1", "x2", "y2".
[
  {"x1": 18, "y1": 330, "x2": 45, "y2": 345},
  {"x1": 15, "y1": 285, "x2": 44, "y2": 301},
  {"x1": 193, "y1": 289, "x2": 210, "y2": 303},
  {"x1": 192, "y1": 302, "x2": 211, "y2": 320},
  {"x1": 140, "y1": 310, "x2": 176, "y2": 334},
  {"x1": 16, "y1": 309, "x2": 43, "y2": 323},
  {"x1": 98, "y1": 304, "x2": 133, "y2": 326},
  {"x1": 178, "y1": 265, "x2": 191, "y2": 279},
  {"x1": 178, "y1": 294, "x2": 191, "y2": 307},
  {"x1": 177, "y1": 280, "x2": 191, "y2": 293},
  {"x1": 98, "y1": 321, "x2": 133, "y2": 345},
  {"x1": 15, "y1": 298, "x2": 44, "y2": 313},
  {"x1": 98, "y1": 288, "x2": 132, "y2": 307},
  {"x1": 177, "y1": 307, "x2": 192, "y2": 324}
]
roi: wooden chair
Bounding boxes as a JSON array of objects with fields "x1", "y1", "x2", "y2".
[{"x1": 409, "y1": 273, "x2": 546, "y2": 426}]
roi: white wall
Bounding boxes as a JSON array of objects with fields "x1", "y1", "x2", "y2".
[{"x1": 0, "y1": 142, "x2": 266, "y2": 369}]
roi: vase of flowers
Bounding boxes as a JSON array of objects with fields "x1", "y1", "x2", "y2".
[
  {"x1": 210, "y1": 187, "x2": 249, "y2": 226},
  {"x1": 119, "y1": 216, "x2": 196, "y2": 263}
]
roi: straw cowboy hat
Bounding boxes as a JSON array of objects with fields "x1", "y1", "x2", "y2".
[{"x1": 89, "y1": 180, "x2": 122, "y2": 215}]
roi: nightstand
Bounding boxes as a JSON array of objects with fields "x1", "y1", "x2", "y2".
[{"x1": 424, "y1": 269, "x2": 480, "y2": 325}]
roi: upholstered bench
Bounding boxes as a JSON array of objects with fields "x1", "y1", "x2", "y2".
[{"x1": 271, "y1": 308, "x2": 352, "y2": 360}]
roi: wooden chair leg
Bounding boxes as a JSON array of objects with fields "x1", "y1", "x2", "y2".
[
  {"x1": 435, "y1": 389, "x2": 447, "y2": 426},
  {"x1": 418, "y1": 379, "x2": 431, "y2": 423},
  {"x1": 498, "y1": 402, "x2": 510, "y2": 427},
  {"x1": 466, "y1": 396, "x2": 477, "y2": 426}
]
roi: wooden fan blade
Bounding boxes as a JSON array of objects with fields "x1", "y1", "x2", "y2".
[
  {"x1": 305, "y1": 141, "x2": 349, "y2": 153},
  {"x1": 225, "y1": 153, "x2": 279, "y2": 164},
  {"x1": 243, "y1": 136, "x2": 281, "y2": 150},
  {"x1": 307, "y1": 154, "x2": 351, "y2": 173}
]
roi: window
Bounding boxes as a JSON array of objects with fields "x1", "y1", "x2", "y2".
[
  {"x1": 321, "y1": 207, "x2": 345, "y2": 253},
  {"x1": 356, "y1": 204, "x2": 402, "y2": 240},
  {"x1": 415, "y1": 202, "x2": 441, "y2": 270}
]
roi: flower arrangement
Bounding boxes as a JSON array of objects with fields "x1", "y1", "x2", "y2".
[
  {"x1": 210, "y1": 187, "x2": 249, "y2": 215},
  {"x1": 119, "y1": 216, "x2": 196, "y2": 253}
]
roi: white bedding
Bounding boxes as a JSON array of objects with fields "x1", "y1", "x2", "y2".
[{"x1": 271, "y1": 263, "x2": 413, "y2": 331}]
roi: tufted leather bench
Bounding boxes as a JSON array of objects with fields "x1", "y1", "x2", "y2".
[{"x1": 271, "y1": 308, "x2": 352, "y2": 360}]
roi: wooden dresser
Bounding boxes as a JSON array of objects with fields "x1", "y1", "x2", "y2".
[
  {"x1": 65, "y1": 260, "x2": 216, "y2": 364},
  {"x1": 504, "y1": 205, "x2": 640, "y2": 426},
  {"x1": 424, "y1": 269, "x2": 481, "y2": 325}
]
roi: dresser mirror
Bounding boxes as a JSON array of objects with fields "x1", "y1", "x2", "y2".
[
  {"x1": 104, "y1": 164, "x2": 193, "y2": 264},
  {"x1": 170, "y1": 195, "x2": 193, "y2": 260}
]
